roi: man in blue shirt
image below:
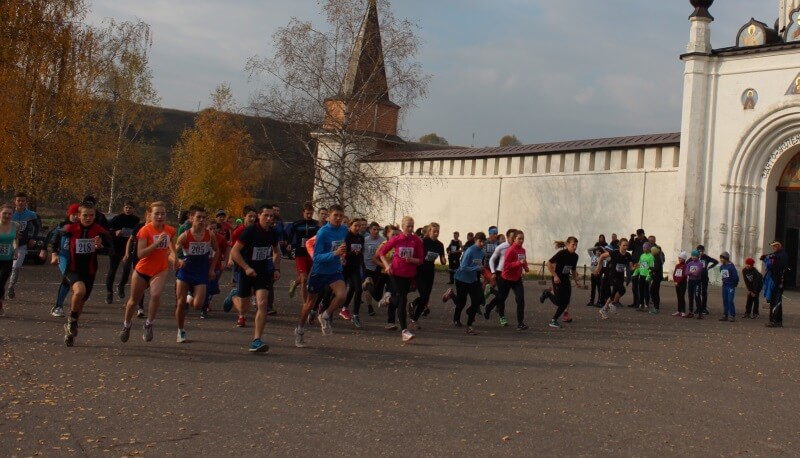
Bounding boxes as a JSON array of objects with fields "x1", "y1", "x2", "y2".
[{"x1": 7, "y1": 192, "x2": 41, "y2": 300}]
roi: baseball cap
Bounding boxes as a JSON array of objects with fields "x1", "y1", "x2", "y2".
[
  {"x1": 720, "y1": 251, "x2": 730, "y2": 260},
  {"x1": 745, "y1": 257, "x2": 755, "y2": 266}
]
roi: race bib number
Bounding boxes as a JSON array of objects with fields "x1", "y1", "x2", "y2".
[
  {"x1": 17, "y1": 221, "x2": 27, "y2": 232},
  {"x1": 252, "y1": 246, "x2": 271, "y2": 261},
  {"x1": 0, "y1": 244, "x2": 11, "y2": 256},
  {"x1": 155, "y1": 234, "x2": 169, "y2": 249},
  {"x1": 674, "y1": 268, "x2": 683, "y2": 277},
  {"x1": 449, "y1": 245, "x2": 458, "y2": 253},
  {"x1": 721, "y1": 270, "x2": 729, "y2": 279},
  {"x1": 331, "y1": 240, "x2": 344, "y2": 251},
  {"x1": 562, "y1": 265, "x2": 573, "y2": 274},
  {"x1": 120, "y1": 228, "x2": 133, "y2": 237},
  {"x1": 689, "y1": 266, "x2": 698, "y2": 274},
  {"x1": 472, "y1": 258, "x2": 482, "y2": 266},
  {"x1": 366, "y1": 245, "x2": 377, "y2": 257},
  {"x1": 425, "y1": 251, "x2": 439, "y2": 262},
  {"x1": 75, "y1": 238, "x2": 96, "y2": 254},
  {"x1": 398, "y1": 247, "x2": 414, "y2": 259},
  {"x1": 640, "y1": 261, "x2": 649, "y2": 269},
  {"x1": 188, "y1": 242, "x2": 209, "y2": 256},
  {"x1": 350, "y1": 243, "x2": 362, "y2": 253},
  {"x1": 616, "y1": 263, "x2": 626, "y2": 273},
  {"x1": 518, "y1": 254, "x2": 526, "y2": 263},
  {"x1": 486, "y1": 244, "x2": 497, "y2": 254}
]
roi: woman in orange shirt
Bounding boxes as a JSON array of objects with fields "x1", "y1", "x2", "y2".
[{"x1": 120, "y1": 202, "x2": 180, "y2": 344}]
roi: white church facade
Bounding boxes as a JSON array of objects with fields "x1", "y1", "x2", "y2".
[{"x1": 315, "y1": 0, "x2": 800, "y2": 287}]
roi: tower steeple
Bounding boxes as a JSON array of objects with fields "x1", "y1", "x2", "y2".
[{"x1": 323, "y1": 0, "x2": 400, "y2": 139}]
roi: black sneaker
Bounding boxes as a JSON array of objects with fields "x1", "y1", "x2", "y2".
[
  {"x1": 105, "y1": 292, "x2": 113, "y2": 304},
  {"x1": 766, "y1": 321, "x2": 783, "y2": 328},
  {"x1": 200, "y1": 309, "x2": 208, "y2": 319},
  {"x1": 539, "y1": 290, "x2": 548, "y2": 304},
  {"x1": 422, "y1": 306, "x2": 430, "y2": 317},
  {"x1": 516, "y1": 323, "x2": 529, "y2": 331},
  {"x1": 267, "y1": 306, "x2": 277, "y2": 316},
  {"x1": 64, "y1": 320, "x2": 78, "y2": 346},
  {"x1": 453, "y1": 320, "x2": 463, "y2": 327}
]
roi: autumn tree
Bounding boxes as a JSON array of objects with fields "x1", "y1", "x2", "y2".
[
  {"x1": 419, "y1": 133, "x2": 448, "y2": 145},
  {"x1": 247, "y1": 0, "x2": 429, "y2": 214},
  {"x1": 499, "y1": 135, "x2": 521, "y2": 146},
  {"x1": 168, "y1": 85, "x2": 258, "y2": 215}
]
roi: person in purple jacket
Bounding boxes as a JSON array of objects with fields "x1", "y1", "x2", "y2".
[
  {"x1": 718, "y1": 251, "x2": 739, "y2": 322},
  {"x1": 685, "y1": 250, "x2": 705, "y2": 319}
]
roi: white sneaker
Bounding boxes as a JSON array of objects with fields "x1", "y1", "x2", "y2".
[
  {"x1": 176, "y1": 329, "x2": 186, "y2": 343},
  {"x1": 51, "y1": 306, "x2": 65, "y2": 317},
  {"x1": 378, "y1": 292, "x2": 391, "y2": 308},
  {"x1": 294, "y1": 327, "x2": 306, "y2": 348},
  {"x1": 608, "y1": 302, "x2": 618, "y2": 313},
  {"x1": 401, "y1": 329, "x2": 415, "y2": 342},
  {"x1": 599, "y1": 309, "x2": 608, "y2": 320}
]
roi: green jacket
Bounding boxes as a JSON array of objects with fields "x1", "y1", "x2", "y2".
[{"x1": 635, "y1": 252, "x2": 655, "y2": 281}]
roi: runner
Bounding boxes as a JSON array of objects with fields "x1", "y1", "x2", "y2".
[
  {"x1": 341, "y1": 218, "x2": 365, "y2": 327},
  {"x1": 499, "y1": 230, "x2": 530, "y2": 330},
  {"x1": 223, "y1": 206, "x2": 257, "y2": 326},
  {"x1": 444, "y1": 231, "x2": 486, "y2": 334},
  {"x1": 672, "y1": 251, "x2": 688, "y2": 317},
  {"x1": 294, "y1": 204, "x2": 348, "y2": 348},
  {"x1": 541, "y1": 237, "x2": 582, "y2": 328},
  {"x1": 317, "y1": 207, "x2": 328, "y2": 227},
  {"x1": 119, "y1": 202, "x2": 179, "y2": 343},
  {"x1": 56, "y1": 201, "x2": 114, "y2": 346},
  {"x1": 287, "y1": 202, "x2": 318, "y2": 303},
  {"x1": 446, "y1": 231, "x2": 462, "y2": 284},
  {"x1": 105, "y1": 201, "x2": 140, "y2": 303},
  {"x1": 596, "y1": 239, "x2": 634, "y2": 319},
  {"x1": 634, "y1": 242, "x2": 654, "y2": 313},
  {"x1": 484, "y1": 228, "x2": 518, "y2": 326},
  {"x1": 360, "y1": 221, "x2": 384, "y2": 317},
  {"x1": 0, "y1": 204, "x2": 19, "y2": 316},
  {"x1": 741, "y1": 257, "x2": 763, "y2": 319},
  {"x1": 43, "y1": 204, "x2": 80, "y2": 317},
  {"x1": 228, "y1": 204, "x2": 280, "y2": 352},
  {"x1": 202, "y1": 220, "x2": 228, "y2": 319},
  {"x1": 378, "y1": 216, "x2": 424, "y2": 341},
  {"x1": 174, "y1": 207, "x2": 220, "y2": 342},
  {"x1": 408, "y1": 223, "x2": 446, "y2": 329},
  {"x1": 7, "y1": 192, "x2": 42, "y2": 300}
]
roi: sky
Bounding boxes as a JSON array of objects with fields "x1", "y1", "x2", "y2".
[{"x1": 87, "y1": 0, "x2": 778, "y2": 147}]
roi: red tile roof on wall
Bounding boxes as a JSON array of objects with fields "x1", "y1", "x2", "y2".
[{"x1": 364, "y1": 132, "x2": 681, "y2": 162}]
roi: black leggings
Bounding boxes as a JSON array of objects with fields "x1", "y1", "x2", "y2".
[
  {"x1": 0, "y1": 260, "x2": 12, "y2": 299},
  {"x1": 675, "y1": 282, "x2": 687, "y2": 313},
  {"x1": 486, "y1": 276, "x2": 508, "y2": 317},
  {"x1": 343, "y1": 267, "x2": 363, "y2": 314},
  {"x1": 636, "y1": 276, "x2": 650, "y2": 308},
  {"x1": 411, "y1": 269, "x2": 435, "y2": 321},
  {"x1": 453, "y1": 280, "x2": 482, "y2": 326},
  {"x1": 551, "y1": 279, "x2": 571, "y2": 320},
  {"x1": 106, "y1": 251, "x2": 131, "y2": 293},
  {"x1": 650, "y1": 278, "x2": 661, "y2": 309},
  {"x1": 499, "y1": 277, "x2": 525, "y2": 324},
  {"x1": 590, "y1": 274, "x2": 601, "y2": 303},
  {"x1": 687, "y1": 280, "x2": 701, "y2": 313},
  {"x1": 388, "y1": 275, "x2": 412, "y2": 330}
]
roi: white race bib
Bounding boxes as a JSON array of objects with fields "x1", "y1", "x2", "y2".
[
  {"x1": 616, "y1": 263, "x2": 626, "y2": 273},
  {"x1": 188, "y1": 242, "x2": 209, "y2": 256},
  {"x1": 155, "y1": 234, "x2": 169, "y2": 249},
  {"x1": 472, "y1": 258, "x2": 482, "y2": 266},
  {"x1": 518, "y1": 254, "x2": 526, "y2": 263},
  {"x1": 350, "y1": 243, "x2": 362, "y2": 253},
  {"x1": 0, "y1": 244, "x2": 11, "y2": 256},
  {"x1": 675, "y1": 268, "x2": 683, "y2": 277},
  {"x1": 17, "y1": 221, "x2": 27, "y2": 232},
  {"x1": 689, "y1": 266, "x2": 698, "y2": 274},
  {"x1": 640, "y1": 261, "x2": 649, "y2": 269},
  {"x1": 75, "y1": 238, "x2": 96, "y2": 254},
  {"x1": 425, "y1": 251, "x2": 439, "y2": 262},
  {"x1": 252, "y1": 246, "x2": 271, "y2": 261},
  {"x1": 562, "y1": 265, "x2": 573, "y2": 274},
  {"x1": 331, "y1": 240, "x2": 344, "y2": 251},
  {"x1": 398, "y1": 247, "x2": 414, "y2": 259},
  {"x1": 721, "y1": 269, "x2": 729, "y2": 279}
]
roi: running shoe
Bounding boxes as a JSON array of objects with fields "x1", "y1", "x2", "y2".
[
  {"x1": 719, "y1": 316, "x2": 729, "y2": 322},
  {"x1": 378, "y1": 292, "x2": 392, "y2": 308},
  {"x1": 548, "y1": 319, "x2": 562, "y2": 329},
  {"x1": 483, "y1": 284, "x2": 493, "y2": 299},
  {"x1": 562, "y1": 312, "x2": 573, "y2": 323},
  {"x1": 649, "y1": 308, "x2": 660, "y2": 315},
  {"x1": 729, "y1": 316, "x2": 736, "y2": 322},
  {"x1": 267, "y1": 305, "x2": 277, "y2": 316},
  {"x1": 200, "y1": 309, "x2": 208, "y2": 319},
  {"x1": 539, "y1": 290, "x2": 548, "y2": 304},
  {"x1": 680, "y1": 312, "x2": 687, "y2": 317},
  {"x1": 610, "y1": 302, "x2": 620, "y2": 312},
  {"x1": 64, "y1": 323, "x2": 76, "y2": 347},
  {"x1": 442, "y1": 288, "x2": 455, "y2": 303},
  {"x1": 766, "y1": 321, "x2": 782, "y2": 327},
  {"x1": 367, "y1": 305, "x2": 376, "y2": 316},
  {"x1": 318, "y1": 313, "x2": 333, "y2": 336},
  {"x1": 294, "y1": 327, "x2": 306, "y2": 348},
  {"x1": 143, "y1": 323, "x2": 154, "y2": 342},
  {"x1": 339, "y1": 308, "x2": 353, "y2": 321},
  {"x1": 223, "y1": 289, "x2": 237, "y2": 313},
  {"x1": 117, "y1": 285, "x2": 125, "y2": 299},
  {"x1": 106, "y1": 292, "x2": 113, "y2": 304},
  {"x1": 696, "y1": 313, "x2": 703, "y2": 320},
  {"x1": 742, "y1": 313, "x2": 751, "y2": 319},
  {"x1": 177, "y1": 329, "x2": 187, "y2": 343},
  {"x1": 465, "y1": 326, "x2": 478, "y2": 335},
  {"x1": 499, "y1": 317, "x2": 509, "y2": 327},
  {"x1": 51, "y1": 306, "x2": 65, "y2": 317},
  {"x1": 362, "y1": 276, "x2": 374, "y2": 292},
  {"x1": 516, "y1": 323, "x2": 529, "y2": 331},
  {"x1": 453, "y1": 320, "x2": 463, "y2": 327},
  {"x1": 671, "y1": 311, "x2": 681, "y2": 317},
  {"x1": 288, "y1": 280, "x2": 297, "y2": 298},
  {"x1": 408, "y1": 320, "x2": 419, "y2": 331},
  {"x1": 401, "y1": 329, "x2": 415, "y2": 342},
  {"x1": 65, "y1": 319, "x2": 78, "y2": 338},
  {"x1": 236, "y1": 316, "x2": 246, "y2": 327},
  {"x1": 384, "y1": 323, "x2": 398, "y2": 331},
  {"x1": 752, "y1": 314, "x2": 759, "y2": 319},
  {"x1": 249, "y1": 338, "x2": 269, "y2": 353},
  {"x1": 685, "y1": 313, "x2": 694, "y2": 318},
  {"x1": 599, "y1": 309, "x2": 609, "y2": 320},
  {"x1": 120, "y1": 325, "x2": 131, "y2": 343},
  {"x1": 352, "y1": 315, "x2": 363, "y2": 329},
  {"x1": 7, "y1": 286, "x2": 14, "y2": 299},
  {"x1": 137, "y1": 307, "x2": 146, "y2": 319}
]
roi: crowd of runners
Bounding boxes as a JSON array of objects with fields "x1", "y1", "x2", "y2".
[{"x1": 0, "y1": 192, "x2": 791, "y2": 352}]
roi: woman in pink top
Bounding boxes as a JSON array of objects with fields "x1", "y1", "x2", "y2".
[
  {"x1": 379, "y1": 216, "x2": 423, "y2": 342},
  {"x1": 501, "y1": 231, "x2": 530, "y2": 330}
]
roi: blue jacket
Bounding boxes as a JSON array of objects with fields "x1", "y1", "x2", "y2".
[
  {"x1": 455, "y1": 244, "x2": 484, "y2": 283},
  {"x1": 312, "y1": 223, "x2": 349, "y2": 275},
  {"x1": 719, "y1": 263, "x2": 739, "y2": 287}
]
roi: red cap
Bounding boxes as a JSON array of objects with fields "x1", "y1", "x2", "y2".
[
  {"x1": 744, "y1": 257, "x2": 755, "y2": 266},
  {"x1": 67, "y1": 203, "x2": 80, "y2": 216}
]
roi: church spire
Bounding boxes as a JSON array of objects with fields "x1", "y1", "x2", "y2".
[{"x1": 341, "y1": 0, "x2": 391, "y2": 103}]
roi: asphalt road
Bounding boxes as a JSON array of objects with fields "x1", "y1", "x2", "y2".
[{"x1": 1, "y1": 259, "x2": 800, "y2": 457}]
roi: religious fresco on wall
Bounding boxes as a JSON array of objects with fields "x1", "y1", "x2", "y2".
[
  {"x1": 742, "y1": 88, "x2": 758, "y2": 109},
  {"x1": 778, "y1": 151, "x2": 800, "y2": 190},
  {"x1": 786, "y1": 73, "x2": 800, "y2": 95},
  {"x1": 738, "y1": 23, "x2": 765, "y2": 47},
  {"x1": 786, "y1": 9, "x2": 800, "y2": 42}
]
